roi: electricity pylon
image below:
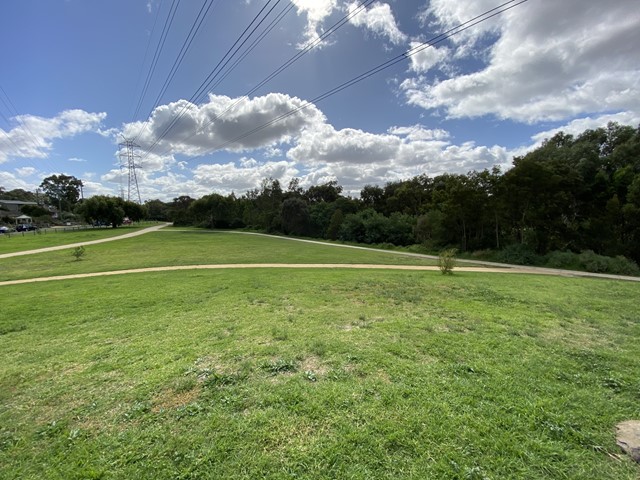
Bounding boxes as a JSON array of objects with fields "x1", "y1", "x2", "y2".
[{"x1": 118, "y1": 138, "x2": 142, "y2": 204}]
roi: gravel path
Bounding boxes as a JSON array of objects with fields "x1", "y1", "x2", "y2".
[
  {"x1": 0, "y1": 223, "x2": 171, "y2": 259},
  {"x1": 0, "y1": 264, "x2": 556, "y2": 287},
  {"x1": 1, "y1": 225, "x2": 638, "y2": 285}
]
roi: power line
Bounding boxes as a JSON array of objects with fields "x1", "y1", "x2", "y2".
[
  {"x1": 142, "y1": 0, "x2": 375, "y2": 162},
  {"x1": 118, "y1": 138, "x2": 143, "y2": 204},
  {"x1": 138, "y1": 0, "x2": 285, "y2": 159},
  {"x1": 142, "y1": 0, "x2": 221, "y2": 135},
  {"x1": 207, "y1": 1, "x2": 296, "y2": 93},
  {"x1": 129, "y1": 0, "x2": 165, "y2": 122},
  {"x1": 131, "y1": 0, "x2": 182, "y2": 124},
  {"x1": 0, "y1": 84, "x2": 57, "y2": 173},
  {"x1": 156, "y1": 0, "x2": 527, "y2": 161}
]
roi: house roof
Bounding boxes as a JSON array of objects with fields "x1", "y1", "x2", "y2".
[{"x1": 0, "y1": 200, "x2": 38, "y2": 206}]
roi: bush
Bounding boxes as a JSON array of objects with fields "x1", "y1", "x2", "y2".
[
  {"x1": 496, "y1": 243, "x2": 542, "y2": 265},
  {"x1": 578, "y1": 250, "x2": 640, "y2": 276},
  {"x1": 608, "y1": 256, "x2": 640, "y2": 276},
  {"x1": 544, "y1": 250, "x2": 581, "y2": 270},
  {"x1": 578, "y1": 250, "x2": 609, "y2": 273},
  {"x1": 438, "y1": 248, "x2": 457, "y2": 275},
  {"x1": 71, "y1": 246, "x2": 86, "y2": 261},
  {"x1": 543, "y1": 249, "x2": 640, "y2": 276}
]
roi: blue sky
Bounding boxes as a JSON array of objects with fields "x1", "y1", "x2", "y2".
[{"x1": 1, "y1": 0, "x2": 639, "y2": 201}]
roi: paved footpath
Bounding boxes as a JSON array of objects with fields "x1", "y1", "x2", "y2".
[{"x1": 0, "y1": 223, "x2": 171, "y2": 259}]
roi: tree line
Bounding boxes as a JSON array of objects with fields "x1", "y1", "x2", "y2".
[
  {"x1": 2, "y1": 123, "x2": 639, "y2": 272},
  {"x1": 145, "y1": 122, "x2": 639, "y2": 272}
]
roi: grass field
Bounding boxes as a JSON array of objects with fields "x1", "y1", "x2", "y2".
[
  {"x1": 0, "y1": 223, "x2": 155, "y2": 255},
  {"x1": 0, "y1": 228, "x2": 440, "y2": 282},
  {"x1": 1, "y1": 229, "x2": 639, "y2": 479}
]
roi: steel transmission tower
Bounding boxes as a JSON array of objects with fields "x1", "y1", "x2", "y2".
[{"x1": 118, "y1": 138, "x2": 142, "y2": 204}]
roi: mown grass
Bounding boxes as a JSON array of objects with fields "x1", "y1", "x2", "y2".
[
  {"x1": 1, "y1": 268, "x2": 639, "y2": 479},
  {"x1": 0, "y1": 229, "x2": 439, "y2": 282},
  {"x1": 0, "y1": 223, "x2": 156, "y2": 254}
]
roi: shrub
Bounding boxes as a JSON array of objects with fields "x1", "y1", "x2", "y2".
[
  {"x1": 496, "y1": 243, "x2": 542, "y2": 265},
  {"x1": 438, "y1": 248, "x2": 457, "y2": 275},
  {"x1": 71, "y1": 246, "x2": 86, "y2": 261},
  {"x1": 545, "y1": 250, "x2": 581, "y2": 270},
  {"x1": 608, "y1": 256, "x2": 640, "y2": 276}
]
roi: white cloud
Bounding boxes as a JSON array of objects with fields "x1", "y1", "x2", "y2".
[
  {"x1": 347, "y1": 2, "x2": 407, "y2": 45},
  {"x1": 192, "y1": 159, "x2": 299, "y2": 195},
  {"x1": 81, "y1": 179, "x2": 117, "y2": 198},
  {"x1": 68, "y1": 157, "x2": 87, "y2": 163},
  {"x1": 403, "y1": 0, "x2": 640, "y2": 123},
  {"x1": 291, "y1": 0, "x2": 338, "y2": 49},
  {"x1": 287, "y1": 123, "x2": 509, "y2": 195},
  {"x1": 15, "y1": 167, "x2": 37, "y2": 177},
  {"x1": 408, "y1": 43, "x2": 449, "y2": 73},
  {"x1": 121, "y1": 93, "x2": 326, "y2": 169},
  {"x1": 0, "y1": 171, "x2": 36, "y2": 191},
  {"x1": 0, "y1": 109, "x2": 106, "y2": 163}
]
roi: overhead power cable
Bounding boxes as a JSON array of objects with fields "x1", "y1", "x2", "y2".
[
  {"x1": 141, "y1": 0, "x2": 376, "y2": 162},
  {"x1": 0, "y1": 83, "x2": 55, "y2": 172},
  {"x1": 151, "y1": 0, "x2": 527, "y2": 163},
  {"x1": 138, "y1": 0, "x2": 221, "y2": 140},
  {"x1": 138, "y1": 0, "x2": 286, "y2": 159},
  {"x1": 130, "y1": 0, "x2": 181, "y2": 124},
  {"x1": 129, "y1": 0, "x2": 165, "y2": 122},
  {"x1": 207, "y1": 1, "x2": 296, "y2": 93}
]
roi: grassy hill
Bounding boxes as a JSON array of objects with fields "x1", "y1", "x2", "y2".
[{"x1": 1, "y1": 229, "x2": 639, "y2": 479}]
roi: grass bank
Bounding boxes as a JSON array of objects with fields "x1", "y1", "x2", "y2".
[
  {"x1": 0, "y1": 229, "x2": 439, "y2": 282},
  {"x1": 0, "y1": 223, "x2": 157, "y2": 255}
]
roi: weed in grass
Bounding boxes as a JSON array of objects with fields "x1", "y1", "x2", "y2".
[
  {"x1": 71, "y1": 245, "x2": 86, "y2": 261},
  {"x1": 0, "y1": 324, "x2": 26, "y2": 336},
  {"x1": 202, "y1": 372, "x2": 245, "y2": 388},
  {"x1": 438, "y1": 248, "x2": 458, "y2": 274},
  {"x1": 172, "y1": 376, "x2": 197, "y2": 394},
  {"x1": 261, "y1": 358, "x2": 298, "y2": 375},
  {"x1": 271, "y1": 327, "x2": 289, "y2": 341}
]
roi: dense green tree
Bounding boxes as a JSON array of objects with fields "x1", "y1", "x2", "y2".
[
  {"x1": 40, "y1": 174, "x2": 83, "y2": 212},
  {"x1": 189, "y1": 193, "x2": 238, "y2": 228},
  {"x1": 123, "y1": 201, "x2": 147, "y2": 222},
  {"x1": 0, "y1": 188, "x2": 38, "y2": 202},
  {"x1": 77, "y1": 196, "x2": 125, "y2": 228},
  {"x1": 20, "y1": 204, "x2": 50, "y2": 218},
  {"x1": 305, "y1": 180, "x2": 342, "y2": 203},
  {"x1": 280, "y1": 197, "x2": 310, "y2": 235},
  {"x1": 145, "y1": 199, "x2": 169, "y2": 221}
]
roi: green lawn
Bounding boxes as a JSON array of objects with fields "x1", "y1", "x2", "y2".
[
  {"x1": 1, "y1": 233, "x2": 639, "y2": 479},
  {"x1": 0, "y1": 229, "x2": 439, "y2": 282},
  {"x1": 0, "y1": 223, "x2": 156, "y2": 255}
]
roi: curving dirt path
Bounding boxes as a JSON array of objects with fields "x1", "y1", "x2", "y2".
[
  {"x1": 0, "y1": 223, "x2": 171, "y2": 259},
  {"x1": 1, "y1": 225, "x2": 638, "y2": 285},
  {"x1": 0, "y1": 264, "x2": 551, "y2": 287},
  {"x1": 0, "y1": 263, "x2": 638, "y2": 287}
]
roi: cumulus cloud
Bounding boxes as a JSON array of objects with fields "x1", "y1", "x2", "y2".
[
  {"x1": 15, "y1": 167, "x2": 37, "y2": 177},
  {"x1": 121, "y1": 93, "x2": 326, "y2": 169},
  {"x1": 0, "y1": 109, "x2": 106, "y2": 163},
  {"x1": 408, "y1": 43, "x2": 449, "y2": 73},
  {"x1": 192, "y1": 158, "x2": 299, "y2": 195},
  {"x1": 287, "y1": 123, "x2": 509, "y2": 195},
  {"x1": 347, "y1": 2, "x2": 407, "y2": 45},
  {"x1": 0, "y1": 170, "x2": 36, "y2": 191},
  {"x1": 291, "y1": 0, "x2": 338, "y2": 49},
  {"x1": 403, "y1": 0, "x2": 640, "y2": 123}
]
